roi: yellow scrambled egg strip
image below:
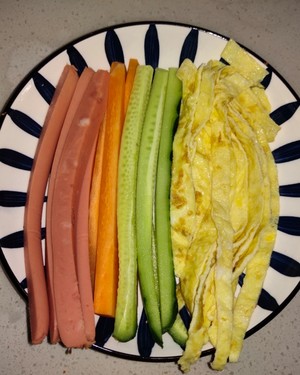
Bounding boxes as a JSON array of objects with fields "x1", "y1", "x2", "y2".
[
  {"x1": 229, "y1": 92, "x2": 280, "y2": 362},
  {"x1": 171, "y1": 39, "x2": 280, "y2": 372},
  {"x1": 178, "y1": 262, "x2": 216, "y2": 373},
  {"x1": 171, "y1": 62, "x2": 203, "y2": 278},
  {"x1": 229, "y1": 109, "x2": 266, "y2": 276},
  {"x1": 221, "y1": 39, "x2": 268, "y2": 84},
  {"x1": 209, "y1": 86, "x2": 236, "y2": 371},
  {"x1": 179, "y1": 64, "x2": 221, "y2": 313}
]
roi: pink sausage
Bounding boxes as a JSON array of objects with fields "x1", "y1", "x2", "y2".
[
  {"x1": 24, "y1": 65, "x2": 79, "y2": 344},
  {"x1": 45, "y1": 67, "x2": 94, "y2": 344},
  {"x1": 75, "y1": 134, "x2": 98, "y2": 344},
  {"x1": 49, "y1": 69, "x2": 109, "y2": 348}
]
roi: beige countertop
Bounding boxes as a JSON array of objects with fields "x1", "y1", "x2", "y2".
[{"x1": 0, "y1": 1, "x2": 299, "y2": 374}]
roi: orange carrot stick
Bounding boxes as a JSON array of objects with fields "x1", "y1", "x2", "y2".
[
  {"x1": 124, "y1": 59, "x2": 139, "y2": 113},
  {"x1": 49, "y1": 70, "x2": 109, "y2": 348},
  {"x1": 45, "y1": 67, "x2": 94, "y2": 344},
  {"x1": 93, "y1": 62, "x2": 126, "y2": 317},
  {"x1": 24, "y1": 65, "x2": 78, "y2": 344},
  {"x1": 89, "y1": 60, "x2": 139, "y2": 290}
]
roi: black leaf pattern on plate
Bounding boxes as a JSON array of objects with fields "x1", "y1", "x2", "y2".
[
  {"x1": 278, "y1": 216, "x2": 300, "y2": 236},
  {"x1": 32, "y1": 72, "x2": 55, "y2": 105},
  {"x1": 137, "y1": 308, "x2": 155, "y2": 358},
  {"x1": 257, "y1": 288, "x2": 279, "y2": 311},
  {"x1": 179, "y1": 28, "x2": 199, "y2": 65},
  {"x1": 20, "y1": 277, "x2": 27, "y2": 290},
  {"x1": 0, "y1": 230, "x2": 24, "y2": 248},
  {"x1": 144, "y1": 24, "x2": 159, "y2": 69},
  {"x1": 179, "y1": 305, "x2": 191, "y2": 330},
  {"x1": 0, "y1": 190, "x2": 46, "y2": 207},
  {"x1": 95, "y1": 316, "x2": 115, "y2": 347},
  {"x1": 0, "y1": 149, "x2": 33, "y2": 171},
  {"x1": 270, "y1": 101, "x2": 299, "y2": 125},
  {"x1": 104, "y1": 29, "x2": 125, "y2": 65},
  {"x1": 67, "y1": 45, "x2": 88, "y2": 76},
  {"x1": 238, "y1": 273, "x2": 279, "y2": 311},
  {"x1": 272, "y1": 140, "x2": 300, "y2": 163},
  {"x1": 0, "y1": 191, "x2": 26, "y2": 207},
  {"x1": 279, "y1": 183, "x2": 300, "y2": 197},
  {"x1": 219, "y1": 57, "x2": 229, "y2": 65},
  {"x1": 0, "y1": 227, "x2": 45, "y2": 249},
  {"x1": 7, "y1": 109, "x2": 42, "y2": 138},
  {"x1": 261, "y1": 67, "x2": 272, "y2": 89},
  {"x1": 270, "y1": 251, "x2": 300, "y2": 277}
]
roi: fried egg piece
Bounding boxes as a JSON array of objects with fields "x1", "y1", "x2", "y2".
[
  {"x1": 229, "y1": 91, "x2": 279, "y2": 362},
  {"x1": 228, "y1": 108, "x2": 265, "y2": 276},
  {"x1": 178, "y1": 261, "x2": 216, "y2": 373},
  {"x1": 171, "y1": 40, "x2": 280, "y2": 372},
  {"x1": 171, "y1": 62, "x2": 203, "y2": 278},
  {"x1": 221, "y1": 39, "x2": 268, "y2": 84},
  {"x1": 179, "y1": 63, "x2": 220, "y2": 312},
  {"x1": 208, "y1": 102, "x2": 235, "y2": 371},
  {"x1": 235, "y1": 88, "x2": 280, "y2": 142}
]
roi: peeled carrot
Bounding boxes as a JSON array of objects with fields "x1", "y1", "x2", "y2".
[
  {"x1": 124, "y1": 59, "x2": 139, "y2": 113},
  {"x1": 24, "y1": 65, "x2": 78, "y2": 344},
  {"x1": 48, "y1": 70, "x2": 109, "y2": 348},
  {"x1": 93, "y1": 62, "x2": 126, "y2": 317},
  {"x1": 45, "y1": 67, "x2": 94, "y2": 344},
  {"x1": 88, "y1": 59, "x2": 138, "y2": 290}
]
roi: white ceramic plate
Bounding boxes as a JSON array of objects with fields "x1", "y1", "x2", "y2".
[{"x1": 0, "y1": 21, "x2": 299, "y2": 361}]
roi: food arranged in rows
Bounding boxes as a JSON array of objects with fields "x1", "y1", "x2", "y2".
[{"x1": 23, "y1": 39, "x2": 280, "y2": 372}]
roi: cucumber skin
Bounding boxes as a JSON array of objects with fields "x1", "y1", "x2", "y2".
[
  {"x1": 113, "y1": 65, "x2": 153, "y2": 342},
  {"x1": 136, "y1": 68, "x2": 169, "y2": 346},
  {"x1": 168, "y1": 313, "x2": 188, "y2": 349},
  {"x1": 155, "y1": 68, "x2": 182, "y2": 332}
]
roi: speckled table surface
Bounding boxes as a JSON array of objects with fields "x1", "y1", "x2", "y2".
[{"x1": 0, "y1": 1, "x2": 299, "y2": 374}]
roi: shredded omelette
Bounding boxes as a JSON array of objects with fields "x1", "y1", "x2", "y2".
[{"x1": 170, "y1": 39, "x2": 280, "y2": 372}]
